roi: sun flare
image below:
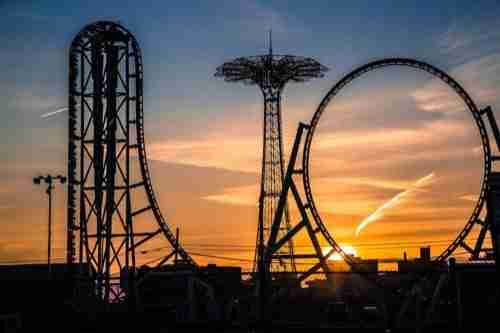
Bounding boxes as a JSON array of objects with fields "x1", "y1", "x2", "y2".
[{"x1": 323, "y1": 244, "x2": 358, "y2": 261}]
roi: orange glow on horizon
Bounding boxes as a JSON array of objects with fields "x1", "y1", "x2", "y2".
[{"x1": 324, "y1": 244, "x2": 358, "y2": 261}]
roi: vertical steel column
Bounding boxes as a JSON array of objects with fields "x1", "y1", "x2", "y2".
[
  {"x1": 91, "y1": 39, "x2": 105, "y2": 298},
  {"x1": 103, "y1": 43, "x2": 119, "y2": 302},
  {"x1": 484, "y1": 106, "x2": 500, "y2": 266},
  {"x1": 78, "y1": 47, "x2": 85, "y2": 269},
  {"x1": 67, "y1": 48, "x2": 78, "y2": 265},
  {"x1": 124, "y1": 36, "x2": 137, "y2": 308}
]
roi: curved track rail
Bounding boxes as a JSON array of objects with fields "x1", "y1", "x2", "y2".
[
  {"x1": 302, "y1": 58, "x2": 491, "y2": 263},
  {"x1": 130, "y1": 28, "x2": 195, "y2": 266}
]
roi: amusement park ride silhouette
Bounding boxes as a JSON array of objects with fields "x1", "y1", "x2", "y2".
[
  {"x1": 49, "y1": 20, "x2": 500, "y2": 326},
  {"x1": 215, "y1": 31, "x2": 328, "y2": 276}
]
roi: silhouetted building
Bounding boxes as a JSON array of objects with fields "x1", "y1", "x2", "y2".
[
  {"x1": 123, "y1": 264, "x2": 241, "y2": 321},
  {"x1": 450, "y1": 261, "x2": 497, "y2": 330},
  {"x1": 200, "y1": 263, "x2": 242, "y2": 296},
  {"x1": 420, "y1": 246, "x2": 431, "y2": 261},
  {"x1": 0, "y1": 263, "x2": 91, "y2": 330},
  {"x1": 398, "y1": 247, "x2": 442, "y2": 273}
]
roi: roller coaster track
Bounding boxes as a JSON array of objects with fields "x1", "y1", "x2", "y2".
[
  {"x1": 303, "y1": 58, "x2": 492, "y2": 263},
  {"x1": 67, "y1": 22, "x2": 195, "y2": 301},
  {"x1": 264, "y1": 58, "x2": 494, "y2": 292},
  {"x1": 131, "y1": 33, "x2": 195, "y2": 266}
]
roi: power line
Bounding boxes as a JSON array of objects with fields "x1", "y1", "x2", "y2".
[
  {"x1": 188, "y1": 251, "x2": 254, "y2": 263},
  {"x1": 0, "y1": 258, "x2": 66, "y2": 265},
  {"x1": 1, "y1": 237, "x2": 484, "y2": 265},
  {"x1": 181, "y1": 238, "x2": 475, "y2": 249}
]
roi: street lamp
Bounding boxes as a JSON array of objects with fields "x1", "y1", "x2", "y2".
[{"x1": 33, "y1": 174, "x2": 66, "y2": 277}]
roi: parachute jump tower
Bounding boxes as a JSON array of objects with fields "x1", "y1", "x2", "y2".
[{"x1": 215, "y1": 34, "x2": 328, "y2": 276}]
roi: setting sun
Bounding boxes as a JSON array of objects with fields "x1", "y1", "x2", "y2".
[{"x1": 324, "y1": 244, "x2": 358, "y2": 261}]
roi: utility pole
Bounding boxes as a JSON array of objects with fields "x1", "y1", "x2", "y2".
[{"x1": 33, "y1": 174, "x2": 66, "y2": 277}]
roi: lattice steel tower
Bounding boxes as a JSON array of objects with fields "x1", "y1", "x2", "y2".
[
  {"x1": 67, "y1": 21, "x2": 195, "y2": 304},
  {"x1": 215, "y1": 33, "x2": 328, "y2": 274}
]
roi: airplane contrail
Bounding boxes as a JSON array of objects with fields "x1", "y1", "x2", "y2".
[
  {"x1": 41, "y1": 107, "x2": 68, "y2": 118},
  {"x1": 40, "y1": 105, "x2": 80, "y2": 118},
  {"x1": 355, "y1": 172, "x2": 435, "y2": 236}
]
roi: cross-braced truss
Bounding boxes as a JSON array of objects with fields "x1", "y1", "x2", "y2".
[{"x1": 67, "y1": 21, "x2": 196, "y2": 303}]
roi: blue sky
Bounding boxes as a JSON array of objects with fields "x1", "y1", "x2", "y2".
[
  {"x1": 1, "y1": 1, "x2": 497, "y2": 157},
  {"x1": 1, "y1": 0, "x2": 500, "y2": 267}
]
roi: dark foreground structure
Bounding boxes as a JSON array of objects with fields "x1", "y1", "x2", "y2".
[
  {"x1": 3, "y1": 20, "x2": 500, "y2": 332},
  {"x1": 0, "y1": 260, "x2": 498, "y2": 332},
  {"x1": 67, "y1": 21, "x2": 196, "y2": 304}
]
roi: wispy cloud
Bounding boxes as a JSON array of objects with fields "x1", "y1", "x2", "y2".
[
  {"x1": 314, "y1": 119, "x2": 475, "y2": 158},
  {"x1": 438, "y1": 18, "x2": 500, "y2": 60},
  {"x1": 147, "y1": 137, "x2": 260, "y2": 173},
  {"x1": 412, "y1": 53, "x2": 500, "y2": 113},
  {"x1": 237, "y1": 0, "x2": 288, "y2": 34},
  {"x1": 222, "y1": 0, "x2": 307, "y2": 47},
  {"x1": 424, "y1": 15, "x2": 500, "y2": 116},
  {"x1": 459, "y1": 194, "x2": 478, "y2": 202},
  {"x1": 202, "y1": 184, "x2": 258, "y2": 206},
  {"x1": 324, "y1": 177, "x2": 410, "y2": 191}
]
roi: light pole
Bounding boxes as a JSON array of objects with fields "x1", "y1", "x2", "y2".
[{"x1": 33, "y1": 174, "x2": 66, "y2": 277}]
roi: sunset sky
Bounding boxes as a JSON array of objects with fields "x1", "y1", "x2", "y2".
[{"x1": 1, "y1": 0, "x2": 500, "y2": 270}]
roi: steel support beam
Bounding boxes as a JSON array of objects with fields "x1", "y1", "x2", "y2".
[{"x1": 68, "y1": 21, "x2": 196, "y2": 306}]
